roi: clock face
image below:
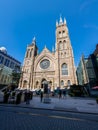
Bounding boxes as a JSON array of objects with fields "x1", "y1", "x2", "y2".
[{"x1": 40, "y1": 59, "x2": 50, "y2": 69}]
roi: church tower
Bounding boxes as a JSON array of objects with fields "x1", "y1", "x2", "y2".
[
  {"x1": 19, "y1": 16, "x2": 77, "y2": 91},
  {"x1": 55, "y1": 16, "x2": 77, "y2": 88},
  {"x1": 19, "y1": 37, "x2": 38, "y2": 90}
]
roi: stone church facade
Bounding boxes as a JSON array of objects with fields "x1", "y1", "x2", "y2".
[{"x1": 19, "y1": 17, "x2": 77, "y2": 91}]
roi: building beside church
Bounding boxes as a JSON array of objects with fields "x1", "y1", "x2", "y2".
[
  {"x1": 19, "y1": 17, "x2": 77, "y2": 91},
  {"x1": 77, "y1": 44, "x2": 98, "y2": 89},
  {"x1": 0, "y1": 47, "x2": 21, "y2": 87}
]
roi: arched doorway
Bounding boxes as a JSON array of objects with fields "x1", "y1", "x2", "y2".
[
  {"x1": 41, "y1": 78, "x2": 48, "y2": 94},
  {"x1": 41, "y1": 78, "x2": 47, "y2": 88}
]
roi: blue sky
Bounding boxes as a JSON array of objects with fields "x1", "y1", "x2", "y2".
[{"x1": 0, "y1": 0, "x2": 98, "y2": 66}]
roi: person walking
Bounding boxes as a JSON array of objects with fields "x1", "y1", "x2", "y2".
[
  {"x1": 59, "y1": 89, "x2": 62, "y2": 99},
  {"x1": 40, "y1": 91, "x2": 43, "y2": 102},
  {"x1": 25, "y1": 90, "x2": 30, "y2": 104},
  {"x1": 62, "y1": 89, "x2": 66, "y2": 98}
]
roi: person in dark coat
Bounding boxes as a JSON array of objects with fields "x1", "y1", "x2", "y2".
[
  {"x1": 59, "y1": 89, "x2": 62, "y2": 99},
  {"x1": 40, "y1": 91, "x2": 43, "y2": 102},
  {"x1": 63, "y1": 89, "x2": 66, "y2": 98},
  {"x1": 16, "y1": 92, "x2": 22, "y2": 104},
  {"x1": 25, "y1": 90, "x2": 30, "y2": 104},
  {"x1": 3, "y1": 91, "x2": 10, "y2": 103}
]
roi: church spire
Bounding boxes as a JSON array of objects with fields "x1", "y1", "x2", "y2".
[
  {"x1": 44, "y1": 45, "x2": 46, "y2": 49},
  {"x1": 64, "y1": 17, "x2": 66, "y2": 24},
  {"x1": 32, "y1": 36, "x2": 36, "y2": 45},
  {"x1": 56, "y1": 20, "x2": 58, "y2": 27},
  {"x1": 59, "y1": 15, "x2": 63, "y2": 25},
  {"x1": 28, "y1": 36, "x2": 37, "y2": 47}
]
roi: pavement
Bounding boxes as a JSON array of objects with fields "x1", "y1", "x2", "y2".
[{"x1": 0, "y1": 95, "x2": 98, "y2": 114}]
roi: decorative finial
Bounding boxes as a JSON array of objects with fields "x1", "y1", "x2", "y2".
[
  {"x1": 56, "y1": 20, "x2": 58, "y2": 27},
  {"x1": 32, "y1": 36, "x2": 36, "y2": 44},
  {"x1": 33, "y1": 36, "x2": 36, "y2": 42},
  {"x1": 64, "y1": 17, "x2": 66, "y2": 24},
  {"x1": 44, "y1": 45, "x2": 46, "y2": 48},
  {"x1": 59, "y1": 14, "x2": 63, "y2": 25}
]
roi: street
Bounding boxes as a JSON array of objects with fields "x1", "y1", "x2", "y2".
[{"x1": 0, "y1": 106, "x2": 98, "y2": 130}]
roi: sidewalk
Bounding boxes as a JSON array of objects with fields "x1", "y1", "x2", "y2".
[
  {"x1": 20, "y1": 96, "x2": 98, "y2": 114},
  {"x1": 0, "y1": 96, "x2": 98, "y2": 114}
]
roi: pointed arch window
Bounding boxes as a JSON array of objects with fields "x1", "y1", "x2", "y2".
[
  {"x1": 59, "y1": 41, "x2": 63, "y2": 50},
  {"x1": 30, "y1": 49, "x2": 33, "y2": 57},
  {"x1": 61, "y1": 63, "x2": 68, "y2": 75},
  {"x1": 63, "y1": 40, "x2": 66, "y2": 49},
  {"x1": 26, "y1": 49, "x2": 30, "y2": 58},
  {"x1": 59, "y1": 31, "x2": 62, "y2": 37},
  {"x1": 62, "y1": 30, "x2": 66, "y2": 37}
]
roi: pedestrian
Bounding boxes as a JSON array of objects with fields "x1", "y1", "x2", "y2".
[
  {"x1": 16, "y1": 92, "x2": 22, "y2": 104},
  {"x1": 3, "y1": 91, "x2": 10, "y2": 103},
  {"x1": 59, "y1": 89, "x2": 62, "y2": 99},
  {"x1": 40, "y1": 91, "x2": 43, "y2": 102},
  {"x1": 25, "y1": 90, "x2": 30, "y2": 104},
  {"x1": 30, "y1": 91, "x2": 33, "y2": 99},
  {"x1": 62, "y1": 89, "x2": 66, "y2": 98}
]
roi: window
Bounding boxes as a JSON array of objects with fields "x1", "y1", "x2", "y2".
[
  {"x1": 59, "y1": 31, "x2": 62, "y2": 37},
  {"x1": 4, "y1": 59, "x2": 10, "y2": 67},
  {"x1": 61, "y1": 63, "x2": 68, "y2": 75},
  {"x1": 60, "y1": 43, "x2": 63, "y2": 50},
  {"x1": 0, "y1": 55, "x2": 4, "y2": 64},
  {"x1": 63, "y1": 40, "x2": 66, "y2": 49},
  {"x1": 26, "y1": 49, "x2": 30, "y2": 58},
  {"x1": 59, "y1": 41, "x2": 63, "y2": 50},
  {"x1": 10, "y1": 62, "x2": 14, "y2": 69},
  {"x1": 61, "y1": 52, "x2": 63, "y2": 56},
  {"x1": 62, "y1": 30, "x2": 66, "y2": 37},
  {"x1": 67, "y1": 80, "x2": 71, "y2": 86},
  {"x1": 40, "y1": 59, "x2": 50, "y2": 69},
  {"x1": 30, "y1": 49, "x2": 33, "y2": 57}
]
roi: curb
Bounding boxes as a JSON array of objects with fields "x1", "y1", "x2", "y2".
[{"x1": 0, "y1": 104, "x2": 98, "y2": 115}]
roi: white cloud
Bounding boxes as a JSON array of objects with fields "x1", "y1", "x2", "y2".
[{"x1": 83, "y1": 24, "x2": 98, "y2": 30}]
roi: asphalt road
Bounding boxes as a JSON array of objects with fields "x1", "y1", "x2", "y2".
[{"x1": 0, "y1": 106, "x2": 98, "y2": 130}]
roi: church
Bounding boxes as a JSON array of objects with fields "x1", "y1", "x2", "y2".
[{"x1": 19, "y1": 16, "x2": 77, "y2": 91}]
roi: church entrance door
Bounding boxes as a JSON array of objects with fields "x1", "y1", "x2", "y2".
[{"x1": 41, "y1": 78, "x2": 48, "y2": 94}]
